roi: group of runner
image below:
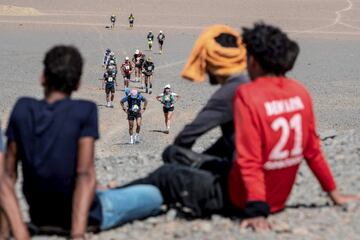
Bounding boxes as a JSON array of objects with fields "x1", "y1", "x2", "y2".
[{"x1": 101, "y1": 41, "x2": 179, "y2": 144}]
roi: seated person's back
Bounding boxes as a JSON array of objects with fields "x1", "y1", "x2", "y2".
[{"x1": 7, "y1": 97, "x2": 101, "y2": 228}]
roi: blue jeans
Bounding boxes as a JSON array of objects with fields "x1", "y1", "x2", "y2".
[{"x1": 96, "y1": 185, "x2": 163, "y2": 230}]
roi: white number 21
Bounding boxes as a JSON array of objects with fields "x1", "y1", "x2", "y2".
[{"x1": 269, "y1": 113, "x2": 303, "y2": 160}]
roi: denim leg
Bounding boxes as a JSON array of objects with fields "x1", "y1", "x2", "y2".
[{"x1": 97, "y1": 184, "x2": 163, "y2": 230}]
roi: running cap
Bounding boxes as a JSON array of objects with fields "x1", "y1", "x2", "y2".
[
  {"x1": 135, "y1": 49, "x2": 140, "y2": 54},
  {"x1": 164, "y1": 84, "x2": 171, "y2": 89},
  {"x1": 125, "y1": 57, "x2": 130, "y2": 61}
]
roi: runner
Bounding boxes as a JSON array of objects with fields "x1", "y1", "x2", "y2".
[
  {"x1": 103, "y1": 65, "x2": 117, "y2": 107},
  {"x1": 110, "y1": 14, "x2": 116, "y2": 29},
  {"x1": 103, "y1": 48, "x2": 111, "y2": 68},
  {"x1": 121, "y1": 57, "x2": 133, "y2": 89},
  {"x1": 107, "y1": 52, "x2": 118, "y2": 75},
  {"x1": 142, "y1": 57, "x2": 155, "y2": 94},
  {"x1": 120, "y1": 89, "x2": 148, "y2": 144},
  {"x1": 129, "y1": 13, "x2": 135, "y2": 28},
  {"x1": 156, "y1": 84, "x2": 180, "y2": 134},
  {"x1": 132, "y1": 49, "x2": 145, "y2": 83},
  {"x1": 147, "y1": 31, "x2": 154, "y2": 51},
  {"x1": 157, "y1": 30, "x2": 166, "y2": 54}
]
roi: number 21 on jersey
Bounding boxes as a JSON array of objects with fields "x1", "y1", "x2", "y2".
[{"x1": 269, "y1": 113, "x2": 303, "y2": 160}]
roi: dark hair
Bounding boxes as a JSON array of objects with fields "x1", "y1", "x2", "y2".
[
  {"x1": 215, "y1": 33, "x2": 238, "y2": 48},
  {"x1": 43, "y1": 45, "x2": 83, "y2": 95},
  {"x1": 242, "y1": 22, "x2": 299, "y2": 75}
]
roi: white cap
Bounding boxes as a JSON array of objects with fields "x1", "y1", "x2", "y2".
[
  {"x1": 125, "y1": 56, "x2": 129, "y2": 61},
  {"x1": 110, "y1": 52, "x2": 115, "y2": 56},
  {"x1": 135, "y1": 49, "x2": 140, "y2": 54},
  {"x1": 160, "y1": 30, "x2": 163, "y2": 33},
  {"x1": 164, "y1": 84, "x2": 171, "y2": 89}
]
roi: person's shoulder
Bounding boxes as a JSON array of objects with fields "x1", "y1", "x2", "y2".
[
  {"x1": 71, "y1": 100, "x2": 97, "y2": 111},
  {"x1": 13, "y1": 97, "x2": 39, "y2": 110}
]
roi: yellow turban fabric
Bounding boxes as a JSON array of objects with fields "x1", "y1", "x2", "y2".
[{"x1": 181, "y1": 25, "x2": 247, "y2": 82}]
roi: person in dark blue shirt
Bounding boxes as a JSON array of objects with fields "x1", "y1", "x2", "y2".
[
  {"x1": 120, "y1": 89, "x2": 148, "y2": 144},
  {"x1": 0, "y1": 46, "x2": 162, "y2": 239}
]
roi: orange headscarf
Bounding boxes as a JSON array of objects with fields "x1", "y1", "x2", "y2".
[{"x1": 181, "y1": 25, "x2": 247, "y2": 82}]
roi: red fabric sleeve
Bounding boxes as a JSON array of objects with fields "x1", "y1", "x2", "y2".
[
  {"x1": 233, "y1": 90, "x2": 266, "y2": 202},
  {"x1": 304, "y1": 97, "x2": 336, "y2": 192}
]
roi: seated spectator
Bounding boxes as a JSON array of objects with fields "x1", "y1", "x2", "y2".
[
  {"x1": 230, "y1": 22, "x2": 360, "y2": 230},
  {"x1": 0, "y1": 46, "x2": 162, "y2": 239},
  {"x1": 163, "y1": 25, "x2": 248, "y2": 172}
]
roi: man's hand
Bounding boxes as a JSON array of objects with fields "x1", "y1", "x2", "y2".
[
  {"x1": 328, "y1": 189, "x2": 360, "y2": 205},
  {"x1": 240, "y1": 217, "x2": 271, "y2": 232},
  {"x1": 141, "y1": 108, "x2": 146, "y2": 114}
]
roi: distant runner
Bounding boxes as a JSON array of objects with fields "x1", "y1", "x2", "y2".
[
  {"x1": 156, "y1": 84, "x2": 180, "y2": 133},
  {"x1": 110, "y1": 14, "x2": 116, "y2": 29},
  {"x1": 132, "y1": 49, "x2": 145, "y2": 83},
  {"x1": 120, "y1": 89, "x2": 148, "y2": 144},
  {"x1": 147, "y1": 31, "x2": 154, "y2": 51},
  {"x1": 121, "y1": 57, "x2": 133, "y2": 88},
  {"x1": 142, "y1": 57, "x2": 155, "y2": 94},
  {"x1": 103, "y1": 48, "x2": 111, "y2": 67},
  {"x1": 157, "y1": 30, "x2": 166, "y2": 54},
  {"x1": 103, "y1": 66, "x2": 117, "y2": 107},
  {"x1": 129, "y1": 13, "x2": 135, "y2": 28}
]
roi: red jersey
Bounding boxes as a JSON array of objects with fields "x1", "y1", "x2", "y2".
[
  {"x1": 121, "y1": 62, "x2": 132, "y2": 75},
  {"x1": 229, "y1": 76, "x2": 336, "y2": 213}
]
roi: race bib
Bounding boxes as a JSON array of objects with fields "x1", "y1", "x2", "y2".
[
  {"x1": 125, "y1": 65, "x2": 130, "y2": 70},
  {"x1": 147, "y1": 66, "x2": 152, "y2": 71},
  {"x1": 108, "y1": 77, "x2": 113, "y2": 82},
  {"x1": 131, "y1": 104, "x2": 140, "y2": 112}
]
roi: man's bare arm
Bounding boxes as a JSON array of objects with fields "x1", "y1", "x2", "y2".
[
  {"x1": 0, "y1": 142, "x2": 30, "y2": 239},
  {"x1": 71, "y1": 137, "x2": 97, "y2": 238}
]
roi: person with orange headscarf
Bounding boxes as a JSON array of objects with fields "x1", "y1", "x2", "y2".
[
  {"x1": 117, "y1": 25, "x2": 250, "y2": 219},
  {"x1": 162, "y1": 25, "x2": 248, "y2": 170}
]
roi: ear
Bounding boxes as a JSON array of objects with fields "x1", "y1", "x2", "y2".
[
  {"x1": 40, "y1": 72, "x2": 46, "y2": 87},
  {"x1": 74, "y1": 80, "x2": 81, "y2": 91}
]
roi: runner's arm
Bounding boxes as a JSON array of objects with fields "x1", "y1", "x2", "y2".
[{"x1": 120, "y1": 97, "x2": 127, "y2": 112}]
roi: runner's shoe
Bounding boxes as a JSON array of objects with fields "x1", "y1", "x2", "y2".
[
  {"x1": 135, "y1": 134, "x2": 140, "y2": 143},
  {"x1": 130, "y1": 135, "x2": 134, "y2": 144}
]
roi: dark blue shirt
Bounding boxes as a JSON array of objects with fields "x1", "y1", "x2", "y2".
[
  {"x1": 6, "y1": 97, "x2": 102, "y2": 229},
  {"x1": 121, "y1": 94, "x2": 146, "y2": 113}
]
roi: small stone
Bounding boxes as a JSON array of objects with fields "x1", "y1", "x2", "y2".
[
  {"x1": 166, "y1": 209, "x2": 177, "y2": 221},
  {"x1": 199, "y1": 222, "x2": 212, "y2": 233},
  {"x1": 292, "y1": 226, "x2": 309, "y2": 235}
]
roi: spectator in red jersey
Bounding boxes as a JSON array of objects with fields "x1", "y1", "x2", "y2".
[{"x1": 230, "y1": 22, "x2": 360, "y2": 231}]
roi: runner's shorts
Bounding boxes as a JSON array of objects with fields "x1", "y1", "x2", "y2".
[
  {"x1": 105, "y1": 84, "x2": 115, "y2": 94},
  {"x1": 163, "y1": 107, "x2": 174, "y2": 113},
  {"x1": 124, "y1": 73, "x2": 131, "y2": 80},
  {"x1": 128, "y1": 111, "x2": 142, "y2": 120}
]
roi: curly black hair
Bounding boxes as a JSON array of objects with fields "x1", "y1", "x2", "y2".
[
  {"x1": 43, "y1": 45, "x2": 83, "y2": 95},
  {"x1": 242, "y1": 22, "x2": 299, "y2": 75}
]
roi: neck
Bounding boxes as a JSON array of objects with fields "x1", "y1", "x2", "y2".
[{"x1": 45, "y1": 91, "x2": 69, "y2": 104}]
